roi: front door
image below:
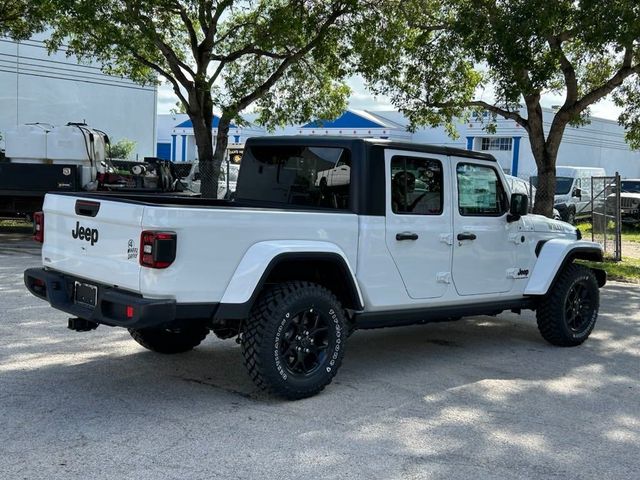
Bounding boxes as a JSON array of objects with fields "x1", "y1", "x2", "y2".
[
  {"x1": 451, "y1": 160, "x2": 516, "y2": 296},
  {"x1": 384, "y1": 150, "x2": 453, "y2": 299}
]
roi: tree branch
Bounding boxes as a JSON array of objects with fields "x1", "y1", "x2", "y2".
[
  {"x1": 131, "y1": 8, "x2": 196, "y2": 83},
  {"x1": 207, "y1": 0, "x2": 232, "y2": 45},
  {"x1": 173, "y1": 1, "x2": 200, "y2": 62},
  {"x1": 230, "y1": 6, "x2": 347, "y2": 113},
  {"x1": 210, "y1": 44, "x2": 290, "y2": 62},
  {"x1": 129, "y1": 51, "x2": 189, "y2": 107},
  {"x1": 571, "y1": 46, "x2": 639, "y2": 114},
  {"x1": 469, "y1": 101, "x2": 529, "y2": 129},
  {"x1": 547, "y1": 35, "x2": 578, "y2": 105}
]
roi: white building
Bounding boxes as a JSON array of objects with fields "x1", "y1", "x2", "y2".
[
  {"x1": 156, "y1": 108, "x2": 640, "y2": 178},
  {"x1": 0, "y1": 34, "x2": 157, "y2": 159}
]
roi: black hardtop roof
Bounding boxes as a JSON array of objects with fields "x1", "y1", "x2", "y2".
[{"x1": 245, "y1": 135, "x2": 497, "y2": 162}]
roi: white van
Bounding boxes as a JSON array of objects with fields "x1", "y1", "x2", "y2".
[{"x1": 531, "y1": 166, "x2": 605, "y2": 224}]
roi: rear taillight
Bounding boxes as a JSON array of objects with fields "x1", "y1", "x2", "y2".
[
  {"x1": 33, "y1": 212, "x2": 44, "y2": 243},
  {"x1": 140, "y1": 231, "x2": 177, "y2": 269}
]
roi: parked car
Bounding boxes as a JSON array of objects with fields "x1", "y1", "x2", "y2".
[
  {"x1": 531, "y1": 166, "x2": 606, "y2": 224},
  {"x1": 606, "y1": 179, "x2": 640, "y2": 225},
  {"x1": 184, "y1": 161, "x2": 239, "y2": 198},
  {"x1": 314, "y1": 151, "x2": 351, "y2": 188},
  {"x1": 25, "y1": 137, "x2": 606, "y2": 399}
]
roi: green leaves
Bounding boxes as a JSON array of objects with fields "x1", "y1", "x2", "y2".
[
  {"x1": 49, "y1": 0, "x2": 354, "y2": 138},
  {"x1": 0, "y1": 0, "x2": 51, "y2": 39},
  {"x1": 615, "y1": 76, "x2": 640, "y2": 150},
  {"x1": 353, "y1": 0, "x2": 640, "y2": 137}
]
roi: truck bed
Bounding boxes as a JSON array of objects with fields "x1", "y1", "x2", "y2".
[{"x1": 41, "y1": 192, "x2": 359, "y2": 303}]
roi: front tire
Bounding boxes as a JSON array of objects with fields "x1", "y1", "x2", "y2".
[
  {"x1": 241, "y1": 281, "x2": 347, "y2": 399},
  {"x1": 536, "y1": 264, "x2": 599, "y2": 346},
  {"x1": 129, "y1": 324, "x2": 209, "y2": 354}
]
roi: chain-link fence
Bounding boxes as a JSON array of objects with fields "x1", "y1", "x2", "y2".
[
  {"x1": 591, "y1": 174, "x2": 622, "y2": 261},
  {"x1": 180, "y1": 150, "x2": 242, "y2": 199}
]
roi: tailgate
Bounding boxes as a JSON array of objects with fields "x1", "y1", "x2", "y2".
[{"x1": 41, "y1": 194, "x2": 144, "y2": 292}]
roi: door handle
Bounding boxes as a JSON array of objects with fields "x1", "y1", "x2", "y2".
[
  {"x1": 396, "y1": 232, "x2": 419, "y2": 241},
  {"x1": 457, "y1": 232, "x2": 477, "y2": 241}
]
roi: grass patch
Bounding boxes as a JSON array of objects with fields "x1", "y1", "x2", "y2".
[
  {"x1": 0, "y1": 219, "x2": 30, "y2": 227},
  {"x1": 578, "y1": 257, "x2": 640, "y2": 283},
  {"x1": 0, "y1": 218, "x2": 32, "y2": 233},
  {"x1": 576, "y1": 221, "x2": 640, "y2": 243}
]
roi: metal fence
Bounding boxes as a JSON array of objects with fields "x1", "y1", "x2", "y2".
[{"x1": 591, "y1": 174, "x2": 622, "y2": 261}]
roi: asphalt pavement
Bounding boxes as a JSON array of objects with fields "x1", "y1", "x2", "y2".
[{"x1": 1, "y1": 239, "x2": 639, "y2": 479}]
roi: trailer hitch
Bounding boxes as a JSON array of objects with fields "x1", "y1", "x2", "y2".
[{"x1": 68, "y1": 318, "x2": 99, "y2": 332}]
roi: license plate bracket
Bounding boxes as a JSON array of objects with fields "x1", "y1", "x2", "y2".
[{"x1": 74, "y1": 281, "x2": 98, "y2": 308}]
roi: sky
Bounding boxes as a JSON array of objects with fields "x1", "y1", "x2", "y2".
[{"x1": 156, "y1": 76, "x2": 624, "y2": 122}]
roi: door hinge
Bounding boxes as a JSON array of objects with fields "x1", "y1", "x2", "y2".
[
  {"x1": 508, "y1": 233, "x2": 525, "y2": 244},
  {"x1": 436, "y1": 272, "x2": 452, "y2": 284},
  {"x1": 439, "y1": 233, "x2": 453, "y2": 245}
]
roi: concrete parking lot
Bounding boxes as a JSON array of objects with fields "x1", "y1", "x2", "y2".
[{"x1": 1, "y1": 240, "x2": 639, "y2": 480}]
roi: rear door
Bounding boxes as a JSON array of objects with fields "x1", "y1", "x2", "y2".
[
  {"x1": 384, "y1": 149, "x2": 453, "y2": 299},
  {"x1": 42, "y1": 194, "x2": 143, "y2": 292},
  {"x1": 451, "y1": 160, "x2": 516, "y2": 296}
]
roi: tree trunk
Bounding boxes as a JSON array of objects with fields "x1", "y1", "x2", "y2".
[
  {"x1": 531, "y1": 148, "x2": 557, "y2": 217},
  {"x1": 210, "y1": 114, "x2": 232, "y2": 198},
  {"x1": 187, "y1": 90, "x2": 217, "y2": 198},
  {"x1": 192, "y1": 117, "x2": 217, "y2": 198},
  {"x1": 525, "y1": 96, "x2": 561, "y2": 218}
]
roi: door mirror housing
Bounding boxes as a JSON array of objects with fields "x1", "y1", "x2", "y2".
[
  {"x1": 508, "y1": 193, "x2": 528, "y2": 222},
  {"x1": 573, "y1": 187, "x2": 582, "y2": 198}
]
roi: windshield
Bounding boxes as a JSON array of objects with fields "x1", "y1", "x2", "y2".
[
  {"x1": 621, "y1": 181, "x2": 640, "y2": 193},
  {"x1": 530, "y1": 176, "x2": 574, "y2": 195}
]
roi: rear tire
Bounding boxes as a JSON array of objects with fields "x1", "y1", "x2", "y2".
[
  {"x1": 241, "y1": 281, "x2": 347, "y2": 399},
  {"x1": 129, "y1": 324, "x2": 209, "y2": 354},
  {"x1": 536, "y1": 264, "x2": 599, "y2": 346}
]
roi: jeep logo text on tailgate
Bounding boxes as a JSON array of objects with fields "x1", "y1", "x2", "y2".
[{"x1": 71, "y1": 221, "x2": 99, "y2": 245}]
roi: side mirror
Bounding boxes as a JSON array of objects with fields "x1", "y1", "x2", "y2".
[
  {"x1": 508, "y1": 193, "x2": 528, "y2": 222},
  {"x1": 573, "y1": 187, "x2": 582, "y2": 198}
]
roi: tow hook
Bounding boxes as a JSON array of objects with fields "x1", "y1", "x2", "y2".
[{"x1": 68, "y1": 318, "x2": 99, "y2": 332}]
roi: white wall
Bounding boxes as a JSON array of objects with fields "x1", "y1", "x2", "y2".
[{"x1": 0, "y1": 34, "x2": 157, "y2": 159}]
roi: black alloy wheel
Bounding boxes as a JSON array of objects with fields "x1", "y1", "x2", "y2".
[
  {"x1": 564, "y1": 280, "x2": 594, "y2": 334},
  {"x1": 278, "y1": 308, "x2": 330, "y2": 378}
]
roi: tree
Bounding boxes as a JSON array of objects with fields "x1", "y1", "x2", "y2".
[
  {"x1": 109, "y1": 138, "x2": 137, "y2": 159},
  {"x1": 353, "y1": 0, "x2": 640, "y2": 216},
  {"x1": 0, "y1": 0, "x2": 50, "y2": 39},
  {"x1": 51, "y1": 0, "x2": 354, "y2": 197}
]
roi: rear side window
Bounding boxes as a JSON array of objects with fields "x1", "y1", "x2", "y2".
[
  {"x1": 456, "y1": 163, "x2": 507, "y2": 216},
  {"x1": 391, "y1": 156, "x2": 443, "y2": 215},
  {"x1": 235, "y1": 145, "x2": 351, "y2": 210}
]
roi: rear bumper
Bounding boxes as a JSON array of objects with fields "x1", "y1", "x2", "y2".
[{"x1": 24, "y1": 268, "x2": 217, "y2": 329}]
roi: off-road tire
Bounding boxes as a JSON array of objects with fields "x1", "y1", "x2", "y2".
[
  {"x1": 536, "y1": 263, "x2": 599, "y2": 346},
  {"x1": 128, "y1": 325, "x2": 209, "y2": 354},
  {"x1": 241, "y1": 281, "x2": 347, "y2": 399}
]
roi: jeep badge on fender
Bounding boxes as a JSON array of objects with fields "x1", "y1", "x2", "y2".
[{"x1": 71, "y1": 221, "x2": 99, "y2": 245}]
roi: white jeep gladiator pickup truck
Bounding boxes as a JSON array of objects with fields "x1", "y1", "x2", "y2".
[{"x1": 25, "y1": 136, "x2": 606, "y2": 399}]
